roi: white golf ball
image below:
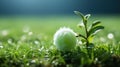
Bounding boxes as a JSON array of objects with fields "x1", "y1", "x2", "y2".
[{"x1": 53, "y1": 27, "x2": 77, "y2": 51}]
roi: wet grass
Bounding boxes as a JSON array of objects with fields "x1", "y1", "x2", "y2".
[{"x1": 0, "y1": 15, "x2": 120, "y2": 67}]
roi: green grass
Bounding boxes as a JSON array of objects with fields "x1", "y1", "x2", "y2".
[{"x1": 0, "y1": 15, "x2": 120, "y2": 67}]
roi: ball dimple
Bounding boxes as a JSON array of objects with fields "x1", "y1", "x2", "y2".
[{"x1": 53, "y1": 27, "x2": 77, "y2": 51}]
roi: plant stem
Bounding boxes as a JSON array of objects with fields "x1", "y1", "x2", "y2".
[
  {"x1": 84, "y1": 20, "x2": 89, "y2": 47},
  {"x1": 76, "y1": 34, "x2": 87, "y2": 40},
  {"x1": 84, "y1": 20, "x2": 91, "y2": 58}
]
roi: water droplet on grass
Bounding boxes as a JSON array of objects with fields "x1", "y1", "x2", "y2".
[
  {"x1": 1, "y1": 30, "x2": 9, "y2": 36},
  {"x1": 31, "y1": 59, "x2": 36, "y2": 63},
  {"x1": 23, "y1": 55, "x2": 26, "y2": 58},
  {"x1": 26, "y1": 63, "x2": 29, "y2": 66},
  {"x1": 38, "y1": 46, "x2": 44, "y2": 52},
  {"x1": 7, "y1": 39, "x2": 13, "y2": 44},
  {"x1": 52, "y1": 60, "x2": 59, "y2": 66},
  {"x1": 28, "y1": 32, "x2": 33, "y2": 36},
  {"x1": 107, "y1": 33, "x2": 114, "y2": 39},
  {"x1": 78, "y1": 41, "x2": 82, "y2": 45},
  {"x1": 34, "y1": 40, "x2": 40, "y2": 45},
  {"x1": 0, "y1": 45, "x2": 3, "y2": 49},
  {"x1": 39, "y1": 60, "x2": 43, "y2": 64}
]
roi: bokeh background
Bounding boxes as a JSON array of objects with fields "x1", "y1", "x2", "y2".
[
  {"x1": 0, "y1": 0, "x2": 120, "y2": 41},
  {"x1": 0, "y1": 0, "x2": 120, "y2": 15}
]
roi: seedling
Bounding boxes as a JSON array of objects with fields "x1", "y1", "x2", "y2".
[{"x1": 74, "y1": 11, "x2": 104, "y2": 58}]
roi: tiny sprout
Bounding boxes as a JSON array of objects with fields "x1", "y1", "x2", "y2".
[
  {"x1": 53, "y1": 27, "x2": 77, "y2": 51},
  {"x1": 74, "y1": 11, "x2": 104, "y2": 44},
  {"x1": 74, "y1": 11, "x2": 104, "y2": 58}
]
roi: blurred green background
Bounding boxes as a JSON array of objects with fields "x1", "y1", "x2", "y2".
[{"x1": 0, "y1": 0, "x2": 120, "y2": 41}]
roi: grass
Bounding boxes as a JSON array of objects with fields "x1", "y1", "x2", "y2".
[{"x1": 0, "y1": 15, "x2": 120, "y2": 67}]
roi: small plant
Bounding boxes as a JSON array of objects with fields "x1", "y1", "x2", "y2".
[{"x1": 74, "y1": 11, "x2": 104, "y2": 58}]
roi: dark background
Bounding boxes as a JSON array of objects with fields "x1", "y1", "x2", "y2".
[{"x1": 0, "y1": 0, "x2": 120, "y2": 15}]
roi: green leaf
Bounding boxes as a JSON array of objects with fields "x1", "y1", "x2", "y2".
[
  {"x1": 74, "y1": 11, "x2": 87, "y2": 24},
  {"x1": 74, "y1": 11, "x2": 84, "y2": 20},
  {"x1": 92, "y1": 20, "x2": 101, "y2": 27},
  {"x1": 88, "y1": 20, "x2": 102, "y2": 35},
  {"x1": 88, "y1": 26, "x2": 104, "y2": 37},
  {"x1": 85, "y1": 14, "x2": 91, "y2": 20},
  {"x1": 88, "y1": 35, "x2": 94, "y2": 43}
]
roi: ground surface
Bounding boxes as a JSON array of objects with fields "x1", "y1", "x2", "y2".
[{"x1": 0, "y1": 15, "x2": 120, "y2": 67}]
